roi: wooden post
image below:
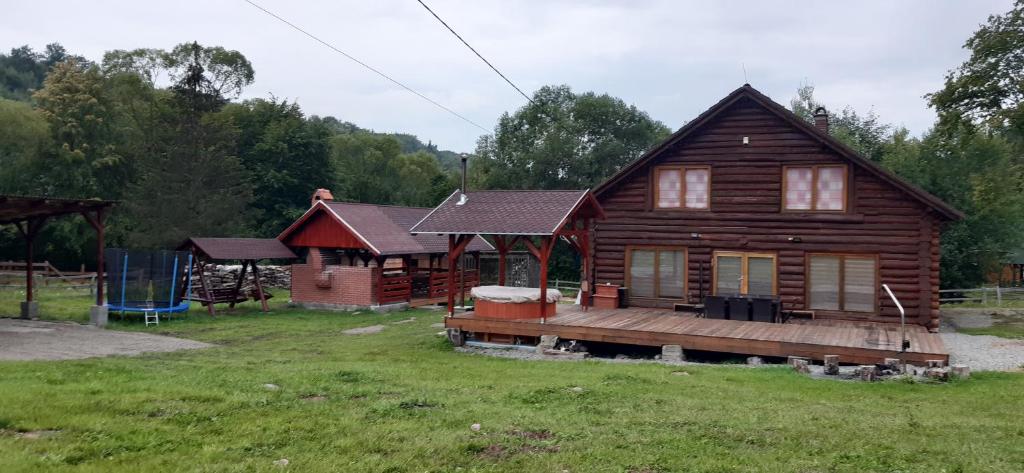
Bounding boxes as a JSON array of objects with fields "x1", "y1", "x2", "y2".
[
  {"x1": 581, "y1": 216, "x2": 591, "y2": 312},
  {"x1": 251, "y1": 260, "x2": 268, "y2": 312},
  {"x1": 447, "y1": 235, "x2": 456, "y2": 316},
  {"x1": 230, "y1": 260, "x2": 249, "y2": 309},
  {"x1": 15, "y1": 218, "x2": 46, "y2": 305},
  {"x1": 494, "y1": 236, "x2": 507, "y2": 286},
  {"x1": 81, "y1": 209, "x2": 106, "y2": 305},
  {"x1": 538, "y1": 236, "x2": 552, "y2": 323},
  {"x1": 194, "y1": 253, "x2": 215, "y2": 316}
]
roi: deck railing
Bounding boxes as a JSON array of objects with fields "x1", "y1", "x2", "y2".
[{"x1": 379, "y1": 272, "x2": 413, "y2": 304}]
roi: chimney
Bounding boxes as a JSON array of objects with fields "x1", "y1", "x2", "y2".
[
  {"x1": 813, "y1": 107, "x2": 829, "y2": 134},
  {"x1": 457, "y1": 155, "x2": 469, "y2": 206},
  {"x1": 311, "y1": 188, "x2": 334, "y2": 206}
]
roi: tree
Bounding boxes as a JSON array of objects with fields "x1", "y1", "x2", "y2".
[
  {"x1": 0, "y1": 98, "x2": 51, "y2": 194},
  {"x1": 390, "y1": 151, "x2": 449, "y2": 206},
  {"x1": 102, "y1": 41, "x2": 254, "y2": 99},
  {"x1": 929, "y1": 0, "x2": 1024, "y2": 137},
  {"x1": 217, "y1": 98, "x2": 333, "y2": 235},
  {"x1": 471, "y1": 85, "x2": 671, "y2": 190},
  {"x1": 791, "y1": 84, "x2": 890, "y2": 162},
  {"x1": 882, "y1": 126, "x2": 1024, "y2": 288},
  {"x1": 32, "y1": 59, "x2": 124, "y2": 198},
  {"x1": 123, "y1": 45, "x2": 253, "y2": 248},
  {"x1": 0, "y1": 43, "x2": 85, "y2": 101},
  {"x1": 331, "y1": 132, "x2": 401, "y2": 205}
]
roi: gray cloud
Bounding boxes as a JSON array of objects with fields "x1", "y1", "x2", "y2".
[{"x1": 4, "y1": 0, "x2": 1012, "y2": 151}]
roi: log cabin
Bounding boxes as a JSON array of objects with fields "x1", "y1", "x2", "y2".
[
  {"x1": 278, "y1": 189, "x2": 492, "y2": 310},
  {"x1": 592, "y1": 84, "x2": 963, "y2": 331}
]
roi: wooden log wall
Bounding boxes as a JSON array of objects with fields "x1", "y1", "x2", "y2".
[{"x1": 594, "y1": 97, "x2": 943, "y2": 329}]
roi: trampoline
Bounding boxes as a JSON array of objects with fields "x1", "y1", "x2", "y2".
[{"x1": 105, "y1": 248, "x2": 193, "y2": 315}]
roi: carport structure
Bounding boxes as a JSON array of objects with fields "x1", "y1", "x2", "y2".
[{"x1": 0, "y1": 195, "x2": 115, "y2": 319}]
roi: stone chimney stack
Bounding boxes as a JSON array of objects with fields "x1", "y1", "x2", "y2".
[
  {"x1": 311, "y1": 188, "x2": 334, "y2": 206},
  {"x1": 813, "y1": 107, "x2": 829, "y2": 134}
]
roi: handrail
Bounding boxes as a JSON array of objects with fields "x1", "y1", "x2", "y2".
[{"x1": 882, "y1": 283, "x2": 909, "y2": 353}]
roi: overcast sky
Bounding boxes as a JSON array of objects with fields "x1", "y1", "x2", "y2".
[{"x1": 4, "y1": 1, "x2": 1013, "y2": 152}]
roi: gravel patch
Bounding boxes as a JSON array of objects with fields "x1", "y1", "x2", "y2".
[
  {"x1": 940, "y1": 332, "x2": 1024, "y2": 371},
  {"x1": 0, "y1": 318, "x2": 211, "y2": 361},
  {"x1": 455, "y1": 344, "x2": 733, "y2": 368}
]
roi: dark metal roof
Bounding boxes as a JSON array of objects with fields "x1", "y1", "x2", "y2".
[
  {"x1": 410, "y1": 190, "x2": 604, "y2": 236},
  {"x1": 278, "y1": 201, "x2": 493, "y2": 256},
  {"x1": 181, "y1": 237, "x2": 298, "y2": 260},
  {"x1": 0, "y1": 194, "x2": 116, "y2": 225},
  {"x1": 593, "y1": 84, "x2": 965, "y2": 221}
]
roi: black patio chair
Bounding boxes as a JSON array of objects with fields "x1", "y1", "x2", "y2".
[
  {"x1": 750, "y1": 297, "x2": 774, "y2": 323},
  {"x1": 704, "y1": 295, "x2": 727, "y2": 319},
  {"x1": 726, "y1": 297, "x2": 751, "y2": 321}
]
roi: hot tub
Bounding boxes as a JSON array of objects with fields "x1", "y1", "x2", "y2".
[{"x1": 470, "y1": 285, "x2": 562, "y2": 319}]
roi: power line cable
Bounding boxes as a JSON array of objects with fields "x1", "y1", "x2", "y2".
[
  {"x1": 243, "y1": 0, "x2": 489, "y2": 132},
  {"x1": 415, "y1": 0, "x2": 535, "y2": 104}
]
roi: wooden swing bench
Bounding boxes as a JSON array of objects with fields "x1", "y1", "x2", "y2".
[{"x1": 191, "y1": 287, "x2": 272, "y2": 307}]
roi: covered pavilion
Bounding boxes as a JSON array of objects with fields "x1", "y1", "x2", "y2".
[
  {"x1": 0, "y1": 195, "x2": 115, "y2": 321},
  {"x1": 410, "y1": 189, "x2": 605, "y2": 321}
]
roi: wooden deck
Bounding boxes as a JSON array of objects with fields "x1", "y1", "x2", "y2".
[{"x1": 446, "y1": 305, "x2": 948, "y2": 365}]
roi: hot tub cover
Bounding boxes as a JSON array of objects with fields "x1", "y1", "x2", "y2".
[{"x1": 471, "y1": 285, "x2": 562, "y2": 304}]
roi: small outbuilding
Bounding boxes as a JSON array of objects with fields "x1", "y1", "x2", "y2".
[{"x1": 277, "y1": 190, "x2": 492, "y2": 310}]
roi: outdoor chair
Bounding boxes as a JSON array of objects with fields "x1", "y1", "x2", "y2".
[
  {"x1": 726, "y1": 297, "x2": 751, "y2": 321},
  {"x1": 704, "y1": 295, "x2": 727, "y2": 319},
  {"x1": 750, "y1": 297, "x2": 775, "y2": 323}
]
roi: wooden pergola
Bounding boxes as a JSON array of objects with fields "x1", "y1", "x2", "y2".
[
  {"x1": 410, "y1": 190, "x2": 605, "y2": 322},
  {"x1": 0, "y1": 195, "x2": 116, "y2": 317}
]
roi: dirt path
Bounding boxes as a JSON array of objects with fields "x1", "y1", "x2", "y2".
[{"x1": 0, "y1": 318, "x2": 211, "y2": 361}]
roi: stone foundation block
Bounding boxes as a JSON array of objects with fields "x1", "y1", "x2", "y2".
[
  {"x1": 823, "y1": 355, "x2": 840, "y2": 375},
  {"x1": 20, "y1": 301, "x2": 38, "y2": 319},
  {"x1": 89, "y1": 305, "x2": 108, "y2": 327},
  {"x1": 661, "y1": 344, "x2": 685, "y2": 362}
]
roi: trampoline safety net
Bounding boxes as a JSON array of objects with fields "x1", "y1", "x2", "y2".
[{"x1": 105, "y1": 248, "x2": 192, "y2": 311}]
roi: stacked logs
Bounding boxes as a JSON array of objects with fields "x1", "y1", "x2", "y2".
[{"x1": 192, "y1": 264, "x2": 291, "y2": 291}]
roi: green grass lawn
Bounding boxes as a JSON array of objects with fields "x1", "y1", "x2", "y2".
[{"x1": 1, "y1": 294, "x2": 1023, "y2": 472}]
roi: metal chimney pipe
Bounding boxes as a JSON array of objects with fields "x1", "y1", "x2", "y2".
[{"x1": 460, "y1": 155, "x2": 468, "y2": 192}]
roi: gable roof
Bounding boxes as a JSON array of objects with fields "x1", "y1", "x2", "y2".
[
  {"x1": 277, "y1": 201, "x2": 492, "y2": 256},
  {"x1": 593, "y1": 84, "x2": 964, "y2": 221},
  {"x1": 410, "y1": 189, "x2": 605, "y2": 236},
  {"x1": 180, "y1": 237, "x2": 297, "y2": 261}
]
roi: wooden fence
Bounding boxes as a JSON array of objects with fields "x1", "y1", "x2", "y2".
[
  {"x1": 0, "y1": 260, "x2": 98, "y2": 294},
  {"x1": 939, "y1": 285, "x2": 1024, "y2": 306}
]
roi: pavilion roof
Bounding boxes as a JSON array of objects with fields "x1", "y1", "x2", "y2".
[
  {"x1": 410, "y1": 190, "x2": 604, "y2": 236},
  {"x1": 0, "y1": 194, "x2": 115, "y2": 225},
  {"x1": 180, "y1": 237, "x2": 298, "y2": 261}
]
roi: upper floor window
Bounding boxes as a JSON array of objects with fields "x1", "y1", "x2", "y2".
[
  {"x1": 654, "y1": 166, "x2": 710, "y2": 210},
  {"x1": 783, "y1": 165, "x2": 847, "y2": 211}
]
